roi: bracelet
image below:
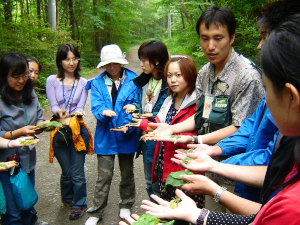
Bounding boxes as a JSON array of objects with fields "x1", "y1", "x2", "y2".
[
  {"x1": 10, "y1": 131, "x2": 14, "y2": 139},
  {"x1": 196, "y1": 208, "x2": 209, "y2": 225},
  {"x1": 193, "y1": 136, "x2": 198, "y2": 144},
  {"x1": 213, "y1": 186, "x2": 227, "y2": 203},
  {"x1": 7, "y1": 140, "x2": 12, "y2": 149},
  {"x1": 198, "y1": 135, "x2": 203, "y2": 144}
]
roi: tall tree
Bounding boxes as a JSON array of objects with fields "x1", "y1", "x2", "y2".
[
  {"x1": 179, "y1": 0, "x2": 192, "y2": 25},
  {"x1": 3, "y1": 0, "x2": 13, "y2": 22}
]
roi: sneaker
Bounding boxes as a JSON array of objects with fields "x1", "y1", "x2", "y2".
[
  {"x1": 85, "y1": 217, "x2": 100, "y2": 225},
  {"x1": 86, "y1": 207, "x2": 95, "y2": 213},
  {"x1": 69, "y1": 208, "x2": 86, "y2": 220},
  {"x1": 119, "y1": 208, "x2": 131, "y2": 219},
  {"x1": 31, "y1": 219, "x2": 49, "y2": 225},
  {"x1": 62, "y1": 201, "x2": 73, "y2": 209}
]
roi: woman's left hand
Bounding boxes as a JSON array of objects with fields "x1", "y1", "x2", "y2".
[
  {"x1": 141, "y1": 189, "x2": 202, "y2": 224},
  {"x1": 35, "y1": 120, "x2": 51, "y2": 134},
  {"x1": 110, "y1": 126, "x2": 129, "y2": 133},
  {"x1": 132, "y1": 113, "x2": 153, "y2": 119},
  {"x1": 0, "y1": 161, "x2": 17, "y2": 172},
  {"x1": 11, "y1": 136, "x2": 40, "y2": 148}
]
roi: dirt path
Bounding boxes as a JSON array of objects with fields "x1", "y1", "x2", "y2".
[{"x1": 34, "y1": 46, "x2": 146, "y2": 225}]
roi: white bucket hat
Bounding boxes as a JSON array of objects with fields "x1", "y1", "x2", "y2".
[{"x1": 96, "y1": 44, "x2": 128, "y2": 68}]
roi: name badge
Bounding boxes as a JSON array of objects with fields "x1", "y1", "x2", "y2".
[
  {"x1": 144, "y1": 102, "x2": 153, "y2": 113},
  {"x1": 202, "y1": 95, "x2": 214, "y2": 119},
  {"x1": 217, "y1": 83, "x2": 229, "y2": 93},
  {"x1": 215, "y1": 98, "x2": 228, "y2": 108}
]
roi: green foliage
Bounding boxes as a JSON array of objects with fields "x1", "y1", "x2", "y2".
[
  {"x1": 164, "y1": 170, "x2": 194, "y2": 192},
  {"x1": 132, "y1": 214, "x2": 175, "y2": 225},
  {"x1": 0, "y1": 0, "x2": 269, "y2": 110},
  {"x1": 0, "y1": 15, "x2": 75, "y2": 109}
]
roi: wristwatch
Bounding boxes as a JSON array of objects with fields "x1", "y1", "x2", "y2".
[{"x1": 196, "y1": 208, "x2": 209, "y2": 225}]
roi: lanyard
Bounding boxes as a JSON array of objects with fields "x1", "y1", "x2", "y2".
[
  {"x1": 167, "y1": 94, "x2": 186, "y2": 124},
  {"x1": 62, "y1": 79, "x2": 76, "y2": 113},
  {"x1": 24, "y1": 105, "x2": 29, "y2": 125}
]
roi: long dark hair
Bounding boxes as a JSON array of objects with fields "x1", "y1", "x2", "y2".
[
  {"x1": 56, "y1": 43, "x2": 81, "y2": 80},
  {"x1": 261, "y1": 14, "x2": 300, "y2": 187},
  {"x1": 26, "y1": 55, "x2": 42, "y2": 72},
  {"x1": 138, "y1": 40, "x2": 169, "y2": 79},
  {"x1": 0, "y1": 52, "x2": 33, "y2": 105}
]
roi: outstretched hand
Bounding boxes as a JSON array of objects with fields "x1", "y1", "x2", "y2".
[
  {"x1": 140, "y1": 189, "x2": 202, "y2": 224},
  {"x1": 123, "y1": 104, "x2": 137, "y2": 113},
  {"x1": 155, "y1": 135, "x2": 194, "y2": 144},
  {"x1": 179, "y1": 174, "x2": 220, "y2": 196},
  {"x1": 103, "y1": 110, "x2": 117, "y2": 117},
  {"x1": 0, "y1": 161, "x2": 17, "y2": 172},
  {"x1": 187, "y1": 143, "x2": 216, "y2": 156},
  {"x1": 171, "y1": 152, "x2": 216, "y2": 173},
  {"x1": 110, "y1": 126, "x2": 129, "y2": 133}
]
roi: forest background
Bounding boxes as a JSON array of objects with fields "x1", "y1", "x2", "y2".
[{"x1": 0, "y1": 0, "x2": 269, "y2": 108}]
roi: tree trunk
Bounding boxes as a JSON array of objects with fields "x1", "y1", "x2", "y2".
[
  {"x1": 103, "y1": 0, "x2": 111, "y2": 45},
  {"x1": 3, "y1": 0, "x2": 13, "y2": 22},
  {"x1": 180, "y1": 10, "x2": 185, "y2": 29},
  {"x1": 19, "y1": 0, "x2": 24, "y2": 15},
  {"x1": 179, "y1": 0, "x2": 192, "y2": 25},
  {"x1": 37, "y1": 0, "x2": 41, "y2": 19},
  {"x1": 56, "y1": 0, "x2": 62, "y2": 27},
  {"x1": 48, "y1": 0, "x2": 56, "y2": 28},
  {"x1": 93, "y1": 0, "x2": 101, "y2": 52},
  {"x1": 68, "y1": 0, "x2": 76, "y2": 39},
  {"x1": 26, "y1": 0, "x2": 29, "y2": 14}
]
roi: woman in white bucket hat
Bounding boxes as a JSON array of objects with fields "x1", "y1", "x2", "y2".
[{"x1": 85, "y1": 44, "x2": 139, "y2": 225}]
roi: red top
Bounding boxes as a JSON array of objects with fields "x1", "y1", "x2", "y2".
[
  {"x1": 139, "y1": 103, "x2": 204, "y2": 182},
  {"x1": 253, "y1": 163, "x2": 300, "y2": 225}
]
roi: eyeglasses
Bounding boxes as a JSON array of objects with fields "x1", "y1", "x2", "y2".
[
  {"x1": 9, "y1": 73, "x2": 30, "y2": 82},
  {"x1": 62, "y1": 58, "x2": 80, "y2": 64}
]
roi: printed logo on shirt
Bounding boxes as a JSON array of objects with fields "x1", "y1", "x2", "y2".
[{"x1": 215, "y1": 98, "x2": 228, "y2": 108}]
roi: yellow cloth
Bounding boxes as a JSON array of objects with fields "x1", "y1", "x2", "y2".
[{"x1": 49, "y1": 117, "x2": 94, "y2": 163}]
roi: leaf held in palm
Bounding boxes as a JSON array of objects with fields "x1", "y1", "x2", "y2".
[{"x1": 163, "y1": 170, "x2": 194, "y2": 192}]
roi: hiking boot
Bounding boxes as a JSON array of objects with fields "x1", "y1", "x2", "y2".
[{"x1": 69, "y1": 208, "x2": 86, "y2": 220}]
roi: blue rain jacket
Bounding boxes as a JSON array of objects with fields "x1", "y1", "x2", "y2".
[
  {"x1": 87, "y1": 68, "x2": 139, "y2": 155},
  {"x1": 217, "y1": 95, "x2": 278, "y2": 202}
]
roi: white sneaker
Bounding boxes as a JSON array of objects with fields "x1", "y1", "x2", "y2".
[
  {"x1": 119, "y1": 208, "x2": 131, "y2": 219},
  {"x1": 85, "y1": 217, "x2": 100, "y2": 225}
]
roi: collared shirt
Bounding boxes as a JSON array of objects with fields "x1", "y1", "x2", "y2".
[
  {"x1": 0, "y1": 91, "x2": 44, "y2": 173},
  {"x1": 196, "y1": 48, "x2": 265, "y2": 127},
  {"x1": 104, "y1": 69, "x2": 126, "y2": 102},
  {"x1": 196, "y1": 48, "x2": 265, "y2": 186}
]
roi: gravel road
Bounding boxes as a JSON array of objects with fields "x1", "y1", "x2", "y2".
[{"x1": 33, "y1": 46, "x2": 147, "y2": 225}]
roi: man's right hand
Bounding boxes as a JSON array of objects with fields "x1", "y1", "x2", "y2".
[{"x1": 123, "y1": 104, "x2": 136, "y2": 113}]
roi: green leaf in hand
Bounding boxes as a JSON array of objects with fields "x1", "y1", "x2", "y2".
[
  {"x1": 0, "y1": 163, "x2": 7, "y2": 168},
  {"x1": 170, "y1": 135, "x2": 181, "y2": 139},
  {"x1": 132, "y1": 214, "x2": 174, "y2": 225},
  {"x1": 169, "y1": 196, "x2": 180, "y2": 209},
  {"x1": 163, "y1": 170, "x2": 194, "y2": 192},
  {"x1": 183, "y1": 157, "x2": 196, "y2": 165},
  {"x1": 147, "y1": 126, "x2": 154, "y2": 131}
]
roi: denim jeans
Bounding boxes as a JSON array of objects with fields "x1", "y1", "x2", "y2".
[
  {"x1": 53, "y1": 125, "x2": 88, "y2": 209},
  {"x1": 0, "y1": 169, "x2": 35, "y2": 225},
  {"x1": 142, "y1": 150, "x2": 160, "y2": 201}
]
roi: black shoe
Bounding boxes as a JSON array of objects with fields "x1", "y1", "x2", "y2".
[
  {"x1": 69, "y1": 208, "x2": 86, "y2": 220},
  {"x1": 62, "y1": 201, "x2": 73, "y2": 209}
]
